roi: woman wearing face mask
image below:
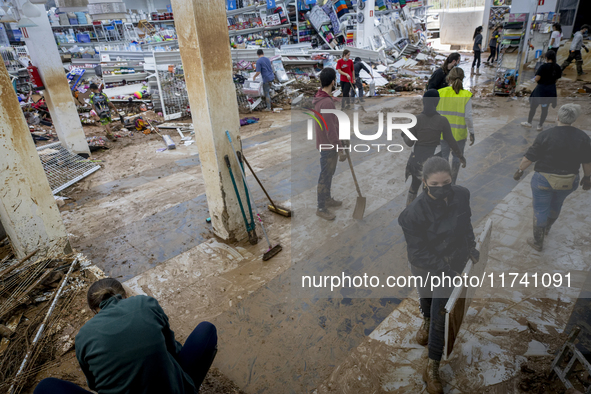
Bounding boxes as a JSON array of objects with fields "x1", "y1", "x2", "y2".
[
  {"x1": 402, "y1": 89, "x2": 466, "y2": 207},
  {"x1": 398, "y1": 156, "x2": 479, "y2": 394}
]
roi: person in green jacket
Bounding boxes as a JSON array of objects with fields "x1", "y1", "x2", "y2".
[{"x1": 33, "y1": 278, "x2": 217, "y2": 394}]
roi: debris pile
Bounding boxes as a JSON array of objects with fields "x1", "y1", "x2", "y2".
[{"x1": 0, "y1": 241, "x2": 99, "y2": 393}]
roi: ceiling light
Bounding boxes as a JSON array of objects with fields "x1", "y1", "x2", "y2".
[{"x1": 21, "y1": 0, "x2": 41, "y2": 17}]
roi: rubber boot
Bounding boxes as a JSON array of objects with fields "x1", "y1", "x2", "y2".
[
  {"x1": 416, "y1": 317, "x2": 430, "y2": 346},
  {"x1": 470, "y1": 67, "x2": 475, "y2": 75},
  {"x1": 406, "y1": 190, "x2": 417, "y2": 207},
  {"x1": 423, "y1": 358, "x2": 444, "y2": 394},
  {"x1": 475, "y1": 68, "x2": 481, "y2": 75},
  {"x1": 545, "y1": 217, "x2": 557, "y2": 236},
  {"x1": 527, "y1": 224, "x2": 545, "y2": 252}
]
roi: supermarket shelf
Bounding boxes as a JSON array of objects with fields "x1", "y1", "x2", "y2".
[
  {"x1": 226, "y1": 0, "x2": 286, "y2": 16},
  {"x1": 71, "y1": 58, "x2": 100, "y2": 64},
  {"x1": 228, "y1": 23, "x2": 290, "y2": 37},
  {"x1": 103, "y1": 72, "x2": 148, "y2": 82},
  {"x1": 140, "y1": 39, "x2": 178, "y2": 47},
  {"x1": 51, "y1": 24, "x2": 95, "y2": 28}
]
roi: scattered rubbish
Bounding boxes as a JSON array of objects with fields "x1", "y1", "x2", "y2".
[
  {"x1": 240, "y1": 117, "x2": 260, "y2": 126},
  {"x1": 156, "y1": 147, "x2": 167, "y2": 152},
  {"x1": 206, "y1": 217, "x2": 211, "y2": 223}
]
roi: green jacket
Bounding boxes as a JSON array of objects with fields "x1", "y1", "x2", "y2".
[{"x1": 75, "y1": 295, "x2": 196, "y2": 394}]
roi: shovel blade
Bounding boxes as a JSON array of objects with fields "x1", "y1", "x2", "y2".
[{"x1": 353, "y1": 197, "x2": 366, "y2": 220}]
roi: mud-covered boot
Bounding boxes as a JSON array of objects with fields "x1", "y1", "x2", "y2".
[
  {"x1": 416, "y1": 316, "x2": 430, "y2": 346},
  {"x1": 527, "y1": 225, "x2": 545, "y2": 252},
  {"x1": 470, "y1": 67, "x2": 475, "y2": 75},
  {"x1": 423, "y1": 358, "x2": 443, "y2": 394},
  {"x1": 545, "y1": 218, "x2": 557, "y2": 236},
  {"x1": 475, "y1": 68, "x2": 482, "y2": 75},
  {"x1": 406, "y1": 191, "x2": 417, "y2": 207}
]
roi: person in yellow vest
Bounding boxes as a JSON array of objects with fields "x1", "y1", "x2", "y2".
[{"x1": 437, "y1": 67, "x2": 475, "y2": 185}]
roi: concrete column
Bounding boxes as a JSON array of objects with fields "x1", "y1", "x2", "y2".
[
  {"x1": 170, "y1": 0, "x2": 247, "y2": 241},
  {"x1": 0, "y1": 63, "x2": 71, "y2": 259},
  {"x1": 17, "y1": 1, "x2": 90, "y2": 157}
]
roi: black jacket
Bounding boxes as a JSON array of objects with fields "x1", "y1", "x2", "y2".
[
  {"x1": 427, "y1": 67, "x2": 448, "y2": 91},
  {"x1": 354, "y1": 61, "x2": 371, "y2": 78},
  {"x1": 398, "y1": 186, "x2": 476, "y2": 273}
]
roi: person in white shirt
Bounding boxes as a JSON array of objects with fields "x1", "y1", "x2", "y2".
[{"x1": 548, "y1": 23, "x2": 562, "y2": 52}]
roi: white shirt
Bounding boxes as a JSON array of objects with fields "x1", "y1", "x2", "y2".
[{"x1": 549, "y1": 31, "x2": 562, "y2": 48}]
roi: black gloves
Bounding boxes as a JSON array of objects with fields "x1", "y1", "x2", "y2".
[
  {"x1": 581, "y1": 176, "x2": 591, "y2": 191},
  {"x1": 459, "y1": 156, "x2": 467, "y2": 168},
  {"x1": 470, "y1": 248, "x2": 480, "y2": 264},
  {"x1": 514, "y1": 169, "x2": 524, "y2": 181},
  {"x1": 469, "y1": 133, "x2": 475, "y2": 146}
]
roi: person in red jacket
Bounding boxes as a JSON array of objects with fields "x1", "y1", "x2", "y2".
[
  {"x1": 313, "y1": 67, "x2": 345, "y2": 221},
  {"x1": 336, "y1": 49, "x2": 355, "y2": 110}
]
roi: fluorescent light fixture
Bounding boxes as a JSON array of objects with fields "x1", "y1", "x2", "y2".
[{"x1": 21, "y1": 0, "x2": 41, "y2": 17}]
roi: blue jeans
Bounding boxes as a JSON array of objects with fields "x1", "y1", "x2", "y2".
[
  {"x1": 439, "y1": 138, "x2": 467, "y2": 185},
  {"x1": 262, "y1": 81, "x2": 271, "y2": 109},
  {"x1": 531, "y1": 172, "x2": 579, "y2": 227},
  {"x1": 34, "y1": 322, "x2": 217, "y2": 394},
  {"x1": 317, "y1": 151, "x2": 338, "y2": 209}
]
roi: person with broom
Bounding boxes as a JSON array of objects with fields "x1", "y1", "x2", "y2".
[{"x1": 313, "y1": 67, "x2": 346, "y2": 221}]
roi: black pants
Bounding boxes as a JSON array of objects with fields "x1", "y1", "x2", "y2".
[
  {"x1": 351, "y1": 78, "x2": 364, "y2": 101},
  {"x1": 34, "y1": 322, "x2": 218, "y2": 394},
  {"x1": 472, "y1": 50, "x2": 481, "y2": 68},
  {"x1": 487, "y1": 46, "x2": 497, "y2": 63},
  {"x1": 528, "y1": 101, "x2": 549, "y2": 126},
  {"x1": 561, "y1": 50, "x2": 584, "y2": 75},
  {"x1": 317, "y1": 150, "x2": 338, "y2": 209},
  {"x1": 341, "y1": 81, "x2": 352, "y2": 108},
  {"x1": 410, "y1": 264, "x2": 455, "y2": 361}
]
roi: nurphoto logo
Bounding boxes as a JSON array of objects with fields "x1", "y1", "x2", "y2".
[{"x1": 305, "y1": 110, "x2": 418, "y2": 153}]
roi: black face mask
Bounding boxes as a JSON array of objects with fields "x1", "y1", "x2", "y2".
[{"x1": 425, "y1": 183, "x2": 453, "y2": 200}]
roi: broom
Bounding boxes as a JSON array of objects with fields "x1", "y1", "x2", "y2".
[{"x1": 226, "y1": 131, "x2": 282, "y2": 261}]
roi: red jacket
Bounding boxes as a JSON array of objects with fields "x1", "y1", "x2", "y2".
[{"x1": 313, "y1": 90, "x2": 340, "y2": 151}]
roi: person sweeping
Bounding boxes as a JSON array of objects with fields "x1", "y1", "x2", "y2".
[
  {"x1": 34, "y1": 278, "x2": 218, "y2": 394},
  {"x1": 399, "y1": 156, "x2": 479, "y2": 394}
]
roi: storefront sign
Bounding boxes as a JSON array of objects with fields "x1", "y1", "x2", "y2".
[
  {"x1": 267, "y1": 0, "x2": 276, "y2": 9},
  {"x1": 227, "y1": 0, "x2": 237, "y2": 10}
]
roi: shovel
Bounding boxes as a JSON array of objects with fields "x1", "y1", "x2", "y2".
[{"x1": 345, "y1": 150, "x2": 366, "y2": 220}]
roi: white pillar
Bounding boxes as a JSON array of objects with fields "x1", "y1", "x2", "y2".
[
  {"x1": 170, "y1": 0, "x2": 247, "y2": 241},
  {"x1": 482, "y1": 0, "x2": 493, "y2": 46},
  {"x1": 17, "y1": 1, "x2": 90, "y2": 157},
  {"x1": 0, "y1": 63, "x2": 72, "y2": 259},
  {"x1": 357, "y1": 0, "x2": 376, "y2": 48}
]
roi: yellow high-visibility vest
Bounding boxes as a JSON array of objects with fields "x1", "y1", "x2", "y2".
[{"x1": 437, "y1": 86, "x2": 472, "y2": 141}]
